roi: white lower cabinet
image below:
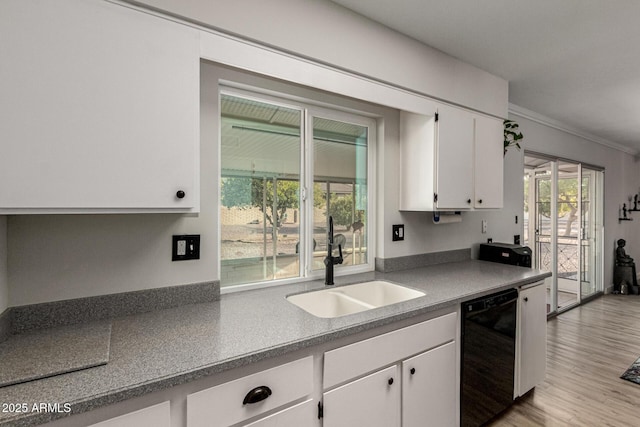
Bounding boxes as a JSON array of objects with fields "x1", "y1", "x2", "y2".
[
  {"x1": 187, "y1": 356, "x2": 314, "y2": 427},
  {"x1": 244, "y1": 399, "x2": 316, "y2": 427},
  {"x1": 323, "y1": 365, "x2": 400, "y2": 427},
  {"x1": 402, "y1": 341, "x2": 457, "y2": 427},
  {"x1": 322, "y1": 311, "x2": 458, "y2": 427},
  {"x1": 87, "y1": 401, "x2": 170, "y2": 427},
  {"x1": 516, "y1": 282, "x2": 547, "y2": 397}
]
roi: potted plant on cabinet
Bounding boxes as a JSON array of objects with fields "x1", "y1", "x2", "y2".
[{"x1": 504, "y1": 119, "x2": 523, "y2": 155}]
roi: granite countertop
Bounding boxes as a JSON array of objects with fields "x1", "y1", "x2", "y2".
[{"x1": 0, "y1": 260, "x2": 550, "y2": 426}]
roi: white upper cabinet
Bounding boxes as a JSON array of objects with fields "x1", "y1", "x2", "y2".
[
  {"x1": 474, "y1": 114, "x2": 504, "y2": 209},
  {"x1": 435, "y1": 105, "x2": 474, "y2": 209},
  {"x1": 0, "y1": 0, "x2": 200, "y2": 213},
  {"x1": 399, "y1": 105, "x2": 503, "y2": 211}
]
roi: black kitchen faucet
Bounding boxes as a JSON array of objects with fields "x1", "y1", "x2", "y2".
[{"x1": 324, "y1": 216, "x2": 343, "y2": 285}]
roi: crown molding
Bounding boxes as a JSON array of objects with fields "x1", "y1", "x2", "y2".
[{"x1": 508, "y1": 103, "x2": 638, "y2": 156}]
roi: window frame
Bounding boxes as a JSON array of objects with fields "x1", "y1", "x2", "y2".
[{"x1": 219, "y1": 84, "x2": 377, "y2": 293}]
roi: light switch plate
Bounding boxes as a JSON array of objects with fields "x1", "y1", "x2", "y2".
[
  {"x1": 392, "y1": 224, "x2": 404, "y2": 241},
  {"x1": 172, "y1": 235, "x2": 200, "y2": 261}
]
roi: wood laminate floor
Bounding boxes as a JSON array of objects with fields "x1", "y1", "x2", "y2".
[{"x1": 489, "y1": 295, "x2": 640, "y2": 426}]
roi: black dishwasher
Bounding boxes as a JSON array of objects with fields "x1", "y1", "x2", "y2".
[{"x1": 461, "y1": 288, "x2": 518, "y2": 427}]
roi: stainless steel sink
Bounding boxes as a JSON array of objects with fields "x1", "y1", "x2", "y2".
[{"x1": 286, "y1": 280, "x2": 425, "y2": 318}]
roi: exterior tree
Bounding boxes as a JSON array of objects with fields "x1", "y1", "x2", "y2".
[
  {"x1": 220, "y1": 177, "x2": 326, "y2": 228},
  {"x1": 328, "y1": 194, "x2": 354, "y2": 229},
  {"x1": 530, "y1": 177, "x2": 582, "y2": 236},
  {"x1": 221, "y1": 177, "x2": 299, "y2": 228}
]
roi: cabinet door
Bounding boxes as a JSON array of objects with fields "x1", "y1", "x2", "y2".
[
  {"x1": 323, "y1": 365, "x2": 400, "y2": 427},
  {"x1": 402, "y1": 341, "x2": 457, "y2": 427},
  {"x1": 474, "y1": 115, "x2": 504, "y2": 209},
  {"x1": 0, "y1": 0, "x2": 199, "y2": 213},
  {"x1": 518, "y1": 284, "x2": 547, "y2": 396},
  {"x1": 435, "y1": 105, "x2": 474, "y2": 210},
  {"x1": 244, "y1": 399, "x2": 316, "y2": 427}
]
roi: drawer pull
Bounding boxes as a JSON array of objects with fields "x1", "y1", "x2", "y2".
[
  {"x1": 242, "y1": 386, "x2": 272, "y2": 405},
  {"x1": 410, "y1": 368, "x2": 416, "y2": 375}
]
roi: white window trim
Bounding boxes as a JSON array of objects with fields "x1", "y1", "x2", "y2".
[{"x1": 219, "y1": 85, "x2": 377, "y2": 294}]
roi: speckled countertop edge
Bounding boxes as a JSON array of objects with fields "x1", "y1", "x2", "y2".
[{"x1": 0, "y1": 260, "x2": 550, "y2": 427}]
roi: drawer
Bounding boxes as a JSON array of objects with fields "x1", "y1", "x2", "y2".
[
  {"x1": 187, "y1": 356, "x2": 314, "y2": 427},
  {"x1": 88, "y1": 401, "x2": 170, "y2": 427},
  {"x1": 324, "y1": 311, "x2": 457, "y2": 389}
]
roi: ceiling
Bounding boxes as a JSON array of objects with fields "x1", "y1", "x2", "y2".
[{"x1": 331, "y1": 0, "x2": 640, "y2": 154}]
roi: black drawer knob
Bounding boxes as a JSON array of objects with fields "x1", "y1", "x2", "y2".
[
  {"x1": 388, "y1": 377, "x2": 394, "y2": 385},
  {"x1": 524, "y1": 297, "x2": 529, "y2": 302},
  {"x1": 467, "y1": 199, "x2": 471, "y2": 204},
  {"x1": 478, "y1": 199, "x2": 483, "y2": 204},
  {"x1": 243, "y1": 386, "x2": 272, "y2": 405},
  {"x1": 410, "y1": 368, "x2": 416, "y2": 375},
  {"x1": 176, "y1": 190, "x2": 186, "y2": 199}
]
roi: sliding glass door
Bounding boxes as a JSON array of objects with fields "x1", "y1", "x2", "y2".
[
  {"x1": 580, "y1": 167, "x2": 603, "y2": 301},
  {"x1": 524, "y1": 154, "x2": 603, "y2": 314}
]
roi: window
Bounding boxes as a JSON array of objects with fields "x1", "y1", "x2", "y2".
[{"x1": 219, "y1": 89, "x2": 375, "y2": 289}]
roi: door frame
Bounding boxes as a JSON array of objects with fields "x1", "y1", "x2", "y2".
[{"x1": 524, "y1": 152, "x2": 604, "y2": 315}]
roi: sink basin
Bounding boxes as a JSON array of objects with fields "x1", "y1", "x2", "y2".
[{"x1": 286, "y1": 281, "x2": 425, "y2": 318}]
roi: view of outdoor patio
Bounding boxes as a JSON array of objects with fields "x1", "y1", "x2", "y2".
[{"x1": 524, "y1": 155, "x2": 602, "y2": 312}]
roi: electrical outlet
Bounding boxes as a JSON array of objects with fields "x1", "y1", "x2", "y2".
[
  {"x1": 481, "y1": 220, "x2": 487, "y2": 234},
  {"x1": 514, "y1": 234, "x2": 521, "y2": 245},
  {"x1": 172, "y1": 235, "x2": 200, "y2": 261},
  {"x1": 392, "y1": 224, "x2": 404, "y2": 241},
  {"x1": 177, "y1": 240, "x2": 186, "y2": 256}
]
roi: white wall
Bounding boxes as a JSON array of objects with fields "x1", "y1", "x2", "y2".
[
  {"x1": 0, "y1": 216, "x2": 8, "y2": 313},
  {"x1": 510, "y1": 112, "x2": 639, "y2": 290},
  {"x1": 8, "y1": 63, "x2": 632, "y2": 305},
  {"x1": 6, "y1": 59, "x2": 509, "y2": 306},
  {"x1": 6, "y1": 63, "x2": 391, "y2": 306},
  {"x1": 6, "y1": 79, "x2": 219, "y2": 306},
  {"x1": 9, "y1": 0, "x2": 626, "y2": 305},
  {"x1": 128, "y1": 0, "x2": 507, "y2": 118}
]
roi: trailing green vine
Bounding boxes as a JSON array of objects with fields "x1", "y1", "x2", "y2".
[{"x1": 504, "y1": 119, "x2": 523, "y2": 155}]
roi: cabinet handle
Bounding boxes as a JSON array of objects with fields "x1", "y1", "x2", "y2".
[
  {"x1": 410, "y1": 368, "x2": 416, "y2": 375},
  {"x1": 478, "y1": 199, "x2": 483, "y2": 204},
  {"x1": 388, "y1": 377, "x2": 394, "y2": 386},
  {"x1": 242, "y1": 386, "x2": 272, "y2": 405},
  {"x1": 176, "y1": 190, "x2": 186, "y2": 199},
  {"x1": 467, "y1": 199, "x2": 471, "y2": 204},
  {"x1": 524, "y1": 297, "x2": 529, "y2": 302}
]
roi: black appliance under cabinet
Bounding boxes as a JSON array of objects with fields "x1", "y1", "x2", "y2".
[{"x1": 461, "y1": 288, "x2": 518, "y2": 427}]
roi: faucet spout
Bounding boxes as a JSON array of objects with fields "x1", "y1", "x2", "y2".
[{"x1": 324, "y1": 216, "x2": 343, "y2": 285}]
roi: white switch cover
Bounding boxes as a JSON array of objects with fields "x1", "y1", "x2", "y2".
[
  {"x1": 177, "y1": 240, "x2": 187, "y2": 256},
  {"x1": 481, "y1": 220, "x2": 487, "y2": 234}
]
